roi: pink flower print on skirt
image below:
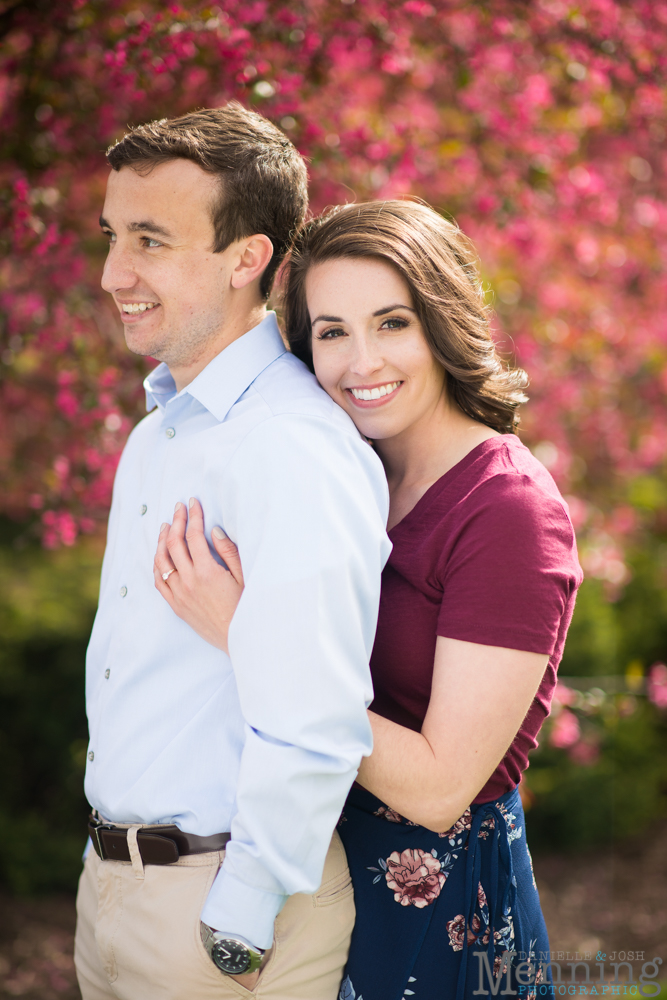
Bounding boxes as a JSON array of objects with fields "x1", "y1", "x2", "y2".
[{"x1": 385, "y1": 848, "x2": 447, "y2": 908}]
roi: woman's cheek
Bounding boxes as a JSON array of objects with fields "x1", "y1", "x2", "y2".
[{"x1": 312, "y1": 355, "x2": 337, "y2": 395}]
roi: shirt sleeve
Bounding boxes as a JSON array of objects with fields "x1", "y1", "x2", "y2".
[
  {"x1": 200, "y1": 414, "x2": 391, "y2": 948},
  {"x1": 436, "y1": 473, "x2": 581, "y2": 655}
]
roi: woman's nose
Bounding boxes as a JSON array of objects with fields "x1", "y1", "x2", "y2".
[{"x1": 349, "y1": 338, "x2": 384, "y2": 377}]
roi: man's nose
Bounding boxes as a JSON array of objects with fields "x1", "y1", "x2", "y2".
[{"x1": 101, "y1": 245, "x2": 139, "y2": 295}]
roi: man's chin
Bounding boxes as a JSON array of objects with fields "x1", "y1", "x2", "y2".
[{"x1": 123, "y1": 331, "x2": 167, "y2": 360}]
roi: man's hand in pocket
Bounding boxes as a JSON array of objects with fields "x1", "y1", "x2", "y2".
[{"x1": 230, "y1": 969, "x2": 260, "y2": 990}]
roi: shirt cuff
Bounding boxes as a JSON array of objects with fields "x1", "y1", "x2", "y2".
[{"x1": 200, "y1": 865, "x2": 288, "y2": 951}]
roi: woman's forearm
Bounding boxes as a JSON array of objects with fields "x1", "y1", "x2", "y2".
[
  {"x1": 356, "y1": 711, "x2": 469, "y2": 832},
  {"x1": 357, "y1": 639, "x2": 549, "y2": 832}
]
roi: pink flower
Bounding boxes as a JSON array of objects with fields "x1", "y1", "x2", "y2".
[
  {"x1": 438, "y1": 809, "x2": 472, "y2": 839},
  {"x1": 56, "y1": 388, "x2": 79, "y2": 419},
  {"x1": 568, "y1": 739, "x2": 600, "y2": 766},
  {"x1": 403, "y1": 0, "x2": 435, "y2": 15},
  {"x1": 446, "y1": 914, "x2": 466, "y2": 951},
  {"x1": 477, "y1": 815, "x2": 495, "y2": 839},
  {"x1": 550, "y1": 708, "x2": 580, "y2": 749},
  {"x1": 385, "y1": 848, "x2": 446, "y2": 908},
  {"x1": 446, "y1": 913, "x2": 485, "y2": 950},
  {"x1": 374, "y1": 805, "x2": 403, "y2": 824},
  {"x1": 647, "y1": 663, "x2": 667, "y2": 709},
  {"x1": 553, "y1": 683, "x2": 577, "y2": 707}
]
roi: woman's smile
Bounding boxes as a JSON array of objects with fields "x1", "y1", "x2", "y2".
[
  {"x1": 307, "y1": 257, "x2": 447, "y2": 444},
  {"x1": 346, "y1": 380, "x2": 404, "y2": 406}
]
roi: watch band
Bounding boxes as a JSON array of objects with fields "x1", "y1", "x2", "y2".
[{"x1": 200, "y1": 922, "x2": 265, "y2": 976}]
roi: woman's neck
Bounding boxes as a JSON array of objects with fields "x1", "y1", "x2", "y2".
[{"x1": 376, "y1": 399, "x2": 499, "y2": 531}]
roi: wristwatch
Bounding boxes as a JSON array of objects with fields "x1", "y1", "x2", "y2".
[{"x1": 200, "y1": 922, "x2": 265, "y2": 976}]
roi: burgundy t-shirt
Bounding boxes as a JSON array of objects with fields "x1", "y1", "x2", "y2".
[{"x1": 369, "y1": 435, "x2": 583, "y2": 804}]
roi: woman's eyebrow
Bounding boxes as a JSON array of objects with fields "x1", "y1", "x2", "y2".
[
  {"x1": 311, "y1": 314, "x2": 343, "y2": 325},
  {"x1": 311, "y1": 304, "x2": 416, "y2": 325},
  {"x1": 373, "y1": 303, "x2": 416, "y2": 316}
]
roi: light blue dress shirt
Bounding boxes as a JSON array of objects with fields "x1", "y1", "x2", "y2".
[{"x1": 84, "y1": 313, "x2": 391, "y2": 949}]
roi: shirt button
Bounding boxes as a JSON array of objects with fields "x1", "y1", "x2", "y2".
[
  {"x1": 140, "y1": 504, "x2": 148, "y2": 515},
  {"x1": 120, "y1": 585, "x2": 128, "y2": 597},
  {"x1": 88, "y1": 751, "x2": 95, "y2": 762},
  {"x1": 104, "y1": 669, "x2": 110, "y2": 679},
  {"x1": 166, "y1": 427, "x2": 175, "y2": 438}
]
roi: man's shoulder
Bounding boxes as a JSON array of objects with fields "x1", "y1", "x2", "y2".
[
  {"x1": 251, "y1": 352, "x2": 345, "y2": 424},
  {"x1": 244, "y1": 354, "x2": 381, "y2": 462},
  {"x1": 231, "y1": 355, "x2": 386, "y2": 488}
]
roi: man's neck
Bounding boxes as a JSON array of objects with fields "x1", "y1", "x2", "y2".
[{"x1": 170, "y1": 304, "x2": 268, "y2": 392}]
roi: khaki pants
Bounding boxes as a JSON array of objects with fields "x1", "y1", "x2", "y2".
[{"x1": 74, "y1": 830, "x2": 354, "y2": 1000}]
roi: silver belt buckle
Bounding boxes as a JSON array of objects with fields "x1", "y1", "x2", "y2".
[{"x1": 90, "y1": 817, "x2": 115, "y2": 861}]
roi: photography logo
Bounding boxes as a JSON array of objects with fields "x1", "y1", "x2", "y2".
[{"x1": 472, "y1": 949, "x2": 663, "y2": 996}]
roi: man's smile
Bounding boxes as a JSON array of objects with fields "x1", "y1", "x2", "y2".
[
  {"x1": 119, "y1": 301, "x2": 158, "y2": 314},
  {"x1": 117, "y1": 301, "x2": 161, "y2": 323}
]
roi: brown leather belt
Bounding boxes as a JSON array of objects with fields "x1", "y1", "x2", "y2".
[{"x1": 88, "y1": 815, "x2": 231, "y2": 865}]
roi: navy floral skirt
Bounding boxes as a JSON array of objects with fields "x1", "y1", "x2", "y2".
[{"x1": 337, "y1": 784, "x2": 550, "y2": 1000}]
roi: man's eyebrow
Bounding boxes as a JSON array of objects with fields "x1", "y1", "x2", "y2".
[
  {"x1": 372, "y1": 303, "x2": 416, "y2": 316},
  {"x1": 127, "y1": 219, "x2": 174, "y2": 238},
  {"x1": 98, "y1": 216, "x2": 174, "y2": 239}
]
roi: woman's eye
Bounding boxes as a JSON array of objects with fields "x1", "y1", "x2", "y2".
[
  {"x1": 317, "y1": 327, "x2": 346, "y2": 340},
  {"x1": 380, "y1": 317, "x2": 408, "y2": 330}
]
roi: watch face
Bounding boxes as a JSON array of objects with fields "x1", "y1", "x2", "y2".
[{"x1": 211, "y1": 939, "x2": 251, "y2": 975}]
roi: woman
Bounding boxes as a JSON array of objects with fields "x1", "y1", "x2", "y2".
[{"x1": 153, "y1": 201, "x2": 582, "y2": 999}]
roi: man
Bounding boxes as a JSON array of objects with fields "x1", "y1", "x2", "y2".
[{"x1": 74, "y1": 104, "x2": 390, "y2": 1000}]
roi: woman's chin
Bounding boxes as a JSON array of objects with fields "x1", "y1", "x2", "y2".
[
  {"x1": 346, "y1": 413, "x2": 402, "y2": 443},
  {"x1": 325, "y1": 388, "x2": 404, "y2": 441}
]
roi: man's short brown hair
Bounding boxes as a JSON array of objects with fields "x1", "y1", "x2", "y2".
[{"x1": 106, "y1": 103, "x2": 308, "y2": 298}]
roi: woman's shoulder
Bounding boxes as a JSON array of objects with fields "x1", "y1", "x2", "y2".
[
  {"x1": 434, "y1": 434, "x2": 574, "y2": 528},
  {"x1": 392, "y1": 435, "x2": 581, "y2": 574},
  {"x1": 447, "y1": 437, "x2": 582, "y2": 584},
  {"x1": 402, "y1": 434, "x2": 581, "y2": 577},
  {"x1": 471, "y1": 436, "x2": 574, "y2": 528}
]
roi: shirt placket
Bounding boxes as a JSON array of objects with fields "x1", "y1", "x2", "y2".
[{"x1": 89, "y1": 395, "x2": 188, "y2": 783}]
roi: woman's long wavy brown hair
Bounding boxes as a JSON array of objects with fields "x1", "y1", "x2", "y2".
[{"x1": 282, "y1": 200, "x2": 528, "y2": 434}]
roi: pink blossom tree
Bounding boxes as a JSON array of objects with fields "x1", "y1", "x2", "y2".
[{"x1": 1, "y1": 0, "x2": 666, "y2": 575}]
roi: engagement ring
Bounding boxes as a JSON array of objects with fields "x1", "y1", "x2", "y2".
[{"x1": 162, "y1": 569, "x2": 175, "y2": 582}]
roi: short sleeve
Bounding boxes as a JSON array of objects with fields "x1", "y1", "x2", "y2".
[{"x1": 436, "y1": 473, "x2": 581, "y2": 655}]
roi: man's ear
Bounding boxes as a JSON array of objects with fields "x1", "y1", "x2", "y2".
[{"x1": 230, "y1": 234, "x2": 274, "y2": 290}]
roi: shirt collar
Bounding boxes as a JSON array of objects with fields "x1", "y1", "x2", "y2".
[{"x1": 144, "y1": 312, "x2": 287, "y2": 421}]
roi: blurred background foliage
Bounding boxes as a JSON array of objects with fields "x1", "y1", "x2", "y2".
[
  {"x1": 0, "y1": 521, "x2": 101, "y2": 894},
  {"x1": 1, "y1": 0, "x2": 667, "y2": 893},
  {"x1": 2, "y1": 534, "x2": 666, "y2": 892}
]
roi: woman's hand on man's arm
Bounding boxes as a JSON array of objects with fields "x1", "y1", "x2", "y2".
[{"x1": 356, "y1": 637, "x2": 548, "y2": 832}]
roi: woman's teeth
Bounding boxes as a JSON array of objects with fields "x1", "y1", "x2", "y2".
[
  {"x1": 350, "y1": 381, "x2": 401, "y2": 401},
  {"x1": 121, "y1": 302, "x2": 156, "y2": 313}
]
